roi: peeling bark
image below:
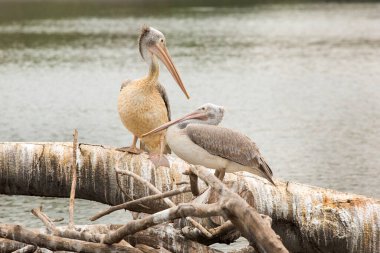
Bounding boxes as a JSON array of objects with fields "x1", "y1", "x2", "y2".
[{"x1": 0, "y1": 142, "x2": 379, "y2": 253}]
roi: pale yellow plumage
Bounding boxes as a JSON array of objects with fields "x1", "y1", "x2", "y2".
[
  {"x1": 118, "y1": 69, "x2": 169, "y2": 153},
  {"x1": 117, "y1": 26, "x2": 189, "y2": 164}
]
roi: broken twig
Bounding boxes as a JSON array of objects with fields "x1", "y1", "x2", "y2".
[
  {"x1": 31, "y1": 206, "x2": 59, "y2": 234},
  {"x1": 90, "y1": 185, "x2": 191, "y2": 221}
]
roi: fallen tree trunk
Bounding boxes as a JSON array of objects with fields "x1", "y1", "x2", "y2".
[{"x1": 0, "y1": 142, "x2": 379, "y2": 253}]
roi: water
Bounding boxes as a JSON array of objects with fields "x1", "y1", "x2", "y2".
[{"x1": 0, "y1": 1, "x2": 380, "y2": 250}]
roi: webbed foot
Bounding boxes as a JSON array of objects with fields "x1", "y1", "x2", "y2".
[{"x1": 149, "y1": 153, "x2": 170, "y2": 168}]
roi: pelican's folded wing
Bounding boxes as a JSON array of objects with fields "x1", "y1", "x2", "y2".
[
  {"x1": 186, "y1": 124, "x2": 273, "y2": 177},
  {"x1": 157, "y1": 82, "x2": 171, "y2": 154},
  {"x1": 157, "y1": 82, "x2": 171, "y2": 121}
]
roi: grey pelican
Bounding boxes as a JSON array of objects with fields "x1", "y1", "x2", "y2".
[
  {"x1": 118, "y1": 25, "x2": 190, "y2": 167},
  {"x1": 142, "y1": 103, "x2": 275, "y2": 184}
]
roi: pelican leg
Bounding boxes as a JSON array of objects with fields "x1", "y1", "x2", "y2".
[
  {"x1": 214, "y1": 168, "x2": 226, "y2": 181},
  {"x1": 116, "y1": 135, "x2": 143, "y2": 154},
  {"x1": 148, "y1": 134, "x2": 170, "y2": 168}
]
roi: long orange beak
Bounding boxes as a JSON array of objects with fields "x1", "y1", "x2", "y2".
[
  {"x1": 142, "y1": 111, "x2": 207, "y2": 137},
  {"x1": 149, "y1": 43, "x2": 190, "y2": 99}
]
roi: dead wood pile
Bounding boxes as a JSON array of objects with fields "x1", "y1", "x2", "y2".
[{"x1": 0, "y1": 136, "x2": 379, "y2": 253}]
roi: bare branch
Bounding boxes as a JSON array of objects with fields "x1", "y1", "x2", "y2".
[
  {"x1": 0, "y1": 224, "x2": 140, "y2": 253},
  {"x1": 0, "y1": 238, "x2": 28, "y2": 252},
  {"x1": 116, "y1": 170, "x2": 134, "y2": 201},
  {"x1": 182, "y1": 220, "x2": 240, "y2": 245},
  {"x1": 102, "y1": 202, "x2": 221, "y2": 244},
  {"x1": 31, "y1": 206, "x2": 59, "y2": 234},
  {"x1": 126, "y1": 225, "x2": 223, "y2": 253},
  {"x1": 115, "y1": 168, "x2": 173, "y2": 207},
  {"x1": 90, "y1": 186, "x2": 191, "y2": 221},
  {"x1": 11, "y1": 244, "x2": 36, "y2": 253},
  {"x1": 189, "y1": 166, "x2": 288, "y2": 253},
  {"x1": 116, "y1": 168, "x2": 213, "y2": 238},
  {"x1": 135, "y1": 244, "x2": 161, "y2": 253},
  {"x1": 69, "y1": 129, "x2": 78, "y2": 229},
  {"x1": 229, "y1": 246, "x2": 257, "y2": 253},
  {"x1": 32, "y1": 207, "x2": 105, "y2": 243}
]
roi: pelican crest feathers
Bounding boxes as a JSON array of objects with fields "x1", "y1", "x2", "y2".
[{"x1": 138, "y1": 25, "x2": 150, "y2": 59}]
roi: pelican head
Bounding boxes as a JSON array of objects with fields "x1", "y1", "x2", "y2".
[
  {"x1": 142, "y1": 103, "x2": 224, "y2": 137},
  {"x1": 138, "y1": 25, "x2": 190, "y2": 99}
]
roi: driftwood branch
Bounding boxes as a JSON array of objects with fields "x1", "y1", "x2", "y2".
[
  {"x1": 90, "y1": 185, "x2": 191, "y2": 221},
  {"x1": 31, "y1": 206, "x2": 59, "y2": 234},
  {"x1": 0, "y1": 224, "x2": 140, "y2": 253},
  {"x1": 125, "y1": 224, "x2": 223, "y2": 253},
  {"x1": 115, "y1": 168, "x2": 213, "y2": 238},
  {"x1": 102, "y1": 202, "x2": 222, "y2": 244},
  {"x1": 0, "y1": 238, "x2": 29, "y2": 252},
  {"x1": 32, "y1": 207, "x2": 107, "y2": 243},
  {"x1": 11, "y1": 244, "x2": 36, "y2": 253},
  {"x1": 110, "y1": 165, "x2": 287, "y2": 252},
  {"x1": 0, "y1": 142, "x2": 379, "y2": 253},
  {"x1": 188, "y1": 166, "x2": 288, "y2": 253},
  {"x1": 69, "y1": 129, "x2": 78, "y2": 229}
]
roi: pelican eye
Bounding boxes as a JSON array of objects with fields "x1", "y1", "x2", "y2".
[{"x1": 160, "y1": 38, "x2": 164, "y2": 43}]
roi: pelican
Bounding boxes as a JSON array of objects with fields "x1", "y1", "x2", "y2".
[
  {"x1": 118, "y1": 25, "x2": 190, "y2": 167},
  {"x1": 142, "y1": 103, "x2": 275, "y2": 184}
]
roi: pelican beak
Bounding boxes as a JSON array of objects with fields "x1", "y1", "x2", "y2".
[
  {"x1": 142, "y1": 111, "x2": 207, "y2": 137},
  {"x1": 149, "y1": 43, "x2": 190, "y2": 99}
]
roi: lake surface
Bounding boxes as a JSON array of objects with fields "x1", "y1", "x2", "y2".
[{"x1": 0, "y1": 1, "x2": 379, "y2": 250}]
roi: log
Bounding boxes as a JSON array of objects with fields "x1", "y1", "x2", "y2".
[
  {"x1": 0, "y1": 142, "x2": 379, "y2": 253},
  {"x1": 0, "y1": 238, "x2": 29, "y2": 253},
  {"x1": 189, "y1": 166, "x2": 287, "y2": 252},
  {"x1": 126, "y1": 225, "x2": 223, "y2": 253},
  {"x1": 0, "y1": 224, "x2": 140, "y2": 253},
  {"x1": 11, "y1": 244, "x2": 36, "y2": 253}
]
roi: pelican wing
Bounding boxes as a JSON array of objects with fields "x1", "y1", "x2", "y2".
[
  {"x1": 120, "y1": 79, "x2": 132, "y2": 91},
  {"x1": 186, "y1": 124, "x2": 273, "y2": 179},
  {"x1": 157, "y1": 82, "x2": 171, "y2": 121},
  {"x1": 156, "y1": 82, "x2": 171, "y2": 154}
]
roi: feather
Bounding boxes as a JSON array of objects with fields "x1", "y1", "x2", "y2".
[
  {"x1": 186, "y1": 124, "x2": 274, "y2": 184},
  {"x1": 156, "y1": 82, "x2": 171, "y2": 154},
  {"x1": 156, "y1": 82, "x2": 171, "y2": 121}
]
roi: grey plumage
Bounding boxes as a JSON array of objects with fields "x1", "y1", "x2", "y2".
[{"x1": 186, "y1": 124, "x2": 273, "y2": 183}]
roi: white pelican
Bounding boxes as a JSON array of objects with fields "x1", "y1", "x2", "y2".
[
  {"x1": 118, "y1": 25, "x2": 190, "y2": 167},
  {"x1": 142, "y1": 103, "x2": 275, "y2": 184}
]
